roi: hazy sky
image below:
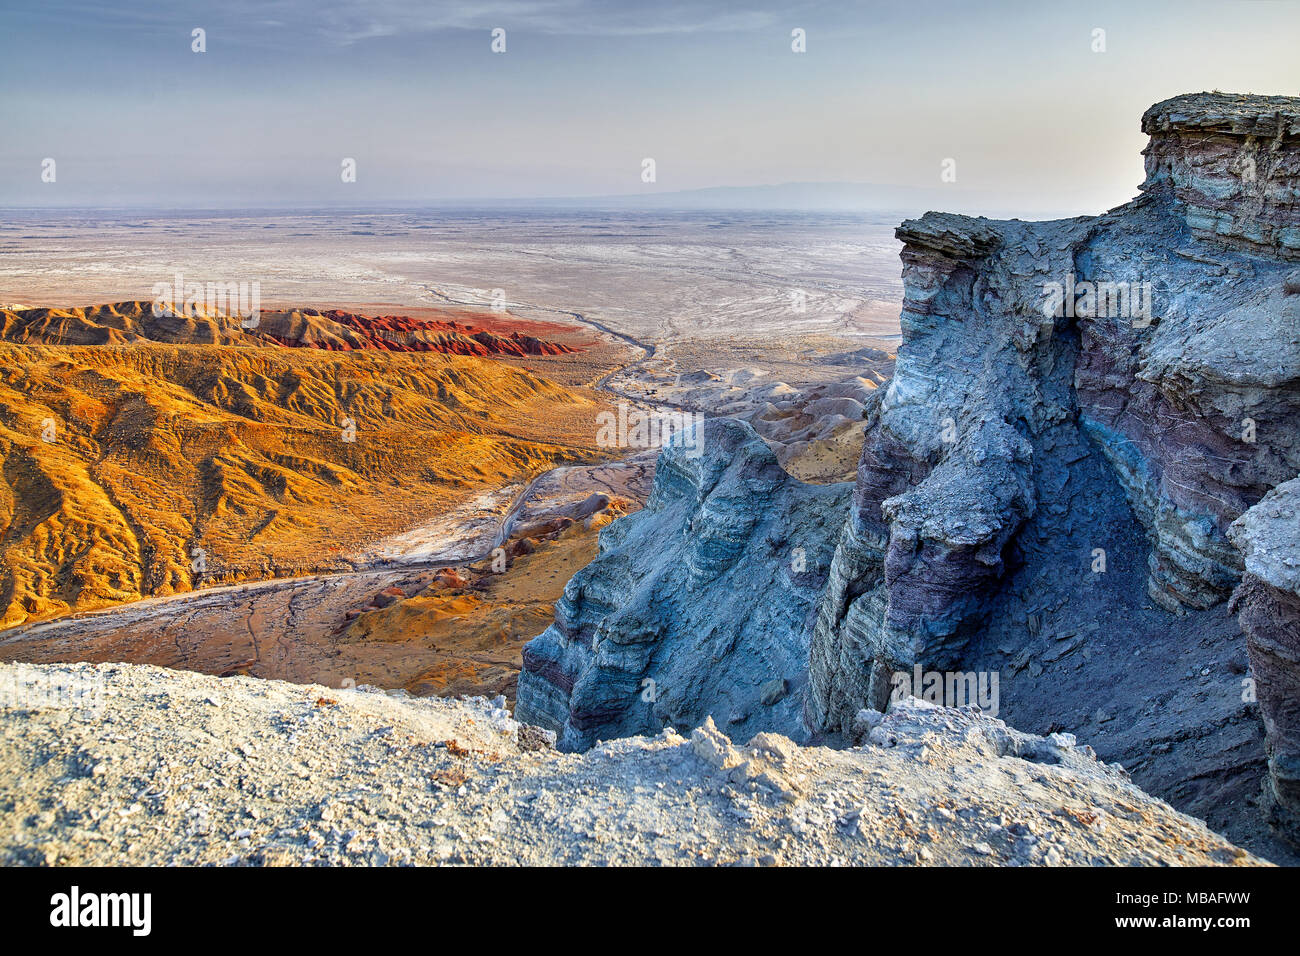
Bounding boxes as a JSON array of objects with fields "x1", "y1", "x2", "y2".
[{"x1": 2, "y1": 0, "x2": 1298, "y2": 212}]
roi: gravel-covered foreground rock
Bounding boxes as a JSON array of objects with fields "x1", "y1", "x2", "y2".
[{"x1": 0, "y1": 661, "x2": 1264, "y2": 866}]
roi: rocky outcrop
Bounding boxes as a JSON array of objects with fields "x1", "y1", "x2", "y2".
[
  {"x1": 808, "y1": 93, "x2": 1300, "y2": 848},
  {"x1": 1141, "y1": 94, "x2": 1300, "y2": 260},
  {"x1": 0, "y1": 662, "x2": 1264, "y2": 866},
  {"x1": 515, "y1": 418, "x2": 851, "y2": 750},
  {"x1": 517, "y1": 93, "x2": 1300, "y2": 855},
  {"x1": 1230, "y1": 477, "x2": 1300, "y2": 841},
  {"x1": 809, "y1": 213, "x2": 1055, "y2": 727}
]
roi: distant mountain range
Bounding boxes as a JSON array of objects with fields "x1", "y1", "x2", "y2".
[
  {"x1": 0, "y1": 181, "x2": 1108, "y2": 220},
  {"x1": 540, "y1": 181, "x2": 1102, "y2": 219}
]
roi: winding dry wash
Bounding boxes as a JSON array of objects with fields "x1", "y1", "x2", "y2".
[{"x1": 0, "y1": 217, "x2": 897, "y2": 709}]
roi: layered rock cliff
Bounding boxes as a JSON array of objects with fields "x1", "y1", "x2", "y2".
[
  {"x1": 516, "y1": 419, "x2": 850, "y2": 749},
  {"x1": 809, "y1": 92, "x2": 1300, "y2": 848},
  {"x1": 1230, "y1": 477, "x2": 1300, "y2": 841},
  {"x1": 519, "y1": 92, "x2": 1300, "y2": 854}
]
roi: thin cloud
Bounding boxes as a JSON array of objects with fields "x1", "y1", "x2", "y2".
[{"x1": 4, "y1": 0, "x2": 797, "y2": 45}]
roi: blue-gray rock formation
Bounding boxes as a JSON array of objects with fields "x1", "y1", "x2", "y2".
[
  {"x1": 809, "y1": 93, "x2": 1300, "y2": 850},
  {"x1": 515, "y1": 418, "x2": 851, "y2": 750},
  {"x1": 1230, "y1": 477, "x2": 1300, "y2": 841},
  {"x1": 521, "y1": 92, "x2": 1300, "y2": 855}
]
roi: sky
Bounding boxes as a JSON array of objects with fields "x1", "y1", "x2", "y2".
[{"x1": 1, "y1": 0, "x2": 1298, "y2": 213}]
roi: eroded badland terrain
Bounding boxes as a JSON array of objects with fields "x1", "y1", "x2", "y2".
[
  {"x1": 0, "y1": 295, "x2": 879, "y2": 708},
  {"x1": 0, "y1": 301, "x2": 639, "y2": 686}
]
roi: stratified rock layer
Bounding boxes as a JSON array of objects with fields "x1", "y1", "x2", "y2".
[
  {"x1": 523, "y1": 93, "x2": 1300, "y2": 854},
  {"x1": 808, "y1": 92, "x2": 1300, "y2": 844},
  {"x1": 1230, "y1": 477, "x2": 1300, "y2": 839},
  {"x1": 516, "y1": 418, "x2": 851, "y2": 750},
  {"x1": 0, "y1": 302, "x2": 579, "y2": 356},
  {"x1": 1142, "y1": 94, "x2": 1300, "y2": 260}
]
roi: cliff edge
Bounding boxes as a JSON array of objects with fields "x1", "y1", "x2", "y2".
[
  {"x1": 0, "y1": 662, "x2": 1262, "y2": 866},
  {"x1": 520, "y1": 93, "x2": 1300, "y2": 859}
]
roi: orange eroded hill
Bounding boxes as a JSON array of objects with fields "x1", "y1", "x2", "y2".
[
  {"x1": 0, "y1": 339, "x2": 612, "y2": 628},
  {"x1": 0, "y1": 300, "x2": 583, "y2": 356}
]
